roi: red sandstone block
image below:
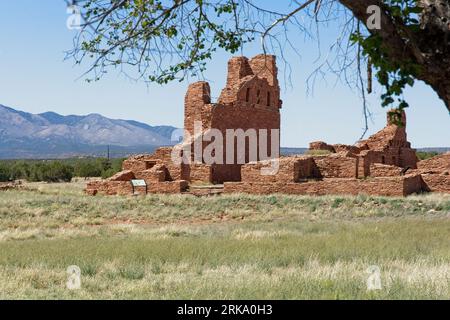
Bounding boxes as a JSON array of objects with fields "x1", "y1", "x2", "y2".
[
  {"x1": 122, "y1": 159, "x2": 151, "y2": 172},
  {"x1": 309, "y1": 141, "x2": 336, "y2": 153},
  {"x1": 148, "y1": 181, "x2": 188, "y2": 194},
  {"x1": 313, "y1": 155, "x2": 358, "y2": 178},
  {"x1": 417, "y1": 153, "x2": 450, "y2": 174},
  {"x1": 108, "y1": 170, "x2": 135, "y2": 181},
  {"x1": 241, "y1": 157, "x2": 303, "y2": 183},
  {"x1": 135, "y1": 164, "x2": 166, "y2": 183},
  {"x1": 224, "y1": 175, "x2": 422, "y2": 197},
  {"x1": 421, "y1": 174, "x2": 450, "y2": 193},
  {"x1": 188, "y1": 164, "x2": 212, "y2": 183},
  {"x1": 369, "y1": 163, "x2": 403, "y2": 177}
]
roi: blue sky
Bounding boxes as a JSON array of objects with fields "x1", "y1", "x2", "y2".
[{"x1": 0, "y1": 0, "x2": 448, "y2": 147}]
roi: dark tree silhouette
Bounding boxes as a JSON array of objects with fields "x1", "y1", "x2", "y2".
[{"x1": 66, "y1": 0, "x2": 450, "y2": 118}]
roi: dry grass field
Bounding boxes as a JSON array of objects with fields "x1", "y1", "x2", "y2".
[{"x1": 0, "y1": 181, "x2": 449, "y2": 299}]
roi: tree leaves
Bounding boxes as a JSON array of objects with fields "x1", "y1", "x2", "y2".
[{"x1": 350, "y1": 0, "x2": 424, "y2": 112}]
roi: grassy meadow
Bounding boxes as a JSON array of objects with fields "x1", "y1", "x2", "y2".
[{"x1": 0, "y1": 181, "x2": 449, "y2": 299}]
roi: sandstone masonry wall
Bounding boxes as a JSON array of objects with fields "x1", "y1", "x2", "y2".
[
  {"x1": 224, "y1": 175, "x2": 423, "y2": 197},
  {"x1": 313, "y1": 154, "x2": 358, "y2": 178},
  {"x1": 417, "y1": 153, "x2": 450, "y2": 174},
  {"x1": 86, "y1": 55, "x2": 447, "y2": 198},
  {"x1": 369, "y1": 163, "x2": 404, "y2": 177}
]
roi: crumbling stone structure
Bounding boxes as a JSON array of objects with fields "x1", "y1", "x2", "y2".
[
  {"x1": 183, "y1": 55, "x2": 281, "y2": 183},
  {"x1": 0, "y1": 182, "x2": 22, "y2": 191},
  {"x1": 415, "y1": 152, "x2": 450, "y2": 193},
  {"x1": 86, "y1": 54, "x2": 449, "y2": 197},
  {"x1": 222, "y1": 110, "x2": 449, "y2": 196}
]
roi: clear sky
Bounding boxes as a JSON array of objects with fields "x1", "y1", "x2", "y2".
[{"x1": 0, "y1": 0, "x2": 448, "y2": 147}]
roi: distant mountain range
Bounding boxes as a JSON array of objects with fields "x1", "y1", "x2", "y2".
[
  {"x1": 0, "y1": 104, "x2": 448, "y2": 159},
  {"x1": 0, "y1": 104, "x2": 178, "y2": 159}
]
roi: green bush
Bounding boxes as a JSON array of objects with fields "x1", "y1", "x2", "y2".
[
  {"x1": 306, "y1": 150, "x2": 332, "y2": 156},
  {"x1": 0, "y1": 158, "x2": 124, "y2": 182},
  {"x1": 0, "y1": 164, "x2": 10, "y2": 182},
  {"x1": 74, "y1": 161, "x2": 103, "y2": 178},
  {"x1": 416, "y1": 151, "x2": 439, "y2": 160},
  {"x1": 101, "y1": 168, "x2": 117, "y2": 179},
  {"x1": 27, "y1": 162, "x2": 73, "y2": 183}
]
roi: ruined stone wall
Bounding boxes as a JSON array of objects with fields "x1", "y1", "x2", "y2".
[
  {"x1": 417, "y1": 153, "x2": 450, "y2": 174},
  {"x1": 307, "y1": 111, "x2": 418, "y2": 179},
  {"x1": 350, "y1": 110, "x2": 418, "y2": 173},
  {"x1": 211, "y1": 164, "x2": 241, "y2": 183},
  {"x1": 218, "y1": 55, "x2": 280, "y2": 108},
  {"x1": 0, "y1": 182, "x2": 22, "y2": 191},
  {"x1": 309, "y1": 141, "x2": 336, "y2": 153},
  {"x1": 108, "y1": 170, "x2": 136, "y2": 181},
  {"x1": 333, "y1": 144, "x2": 362, "y2": 154},
  {"x1": 87, "y1": 56, "x2": 446, "y2": 198},
  {"x1": 241, "y1": 158, "x2": 298, "y2": 183},
  {"x1": 421, "y1": 174, "x2": 450, "y2": 193},
  {"x1": 313, "y1": 154, "x2": 358, "y2": 178},
  {"x1": 187, "y1": 164, "x2": 213, "y2": 183},
  {"x1": 134, "y1": 164, "x2": 166, "y2": 183},
  {"x1": 86, "y1": 181, "x2": 133, "y2": 196},
  {"x1": 369, "y1": 163, "x2": 403, "y2": 177},
  {"x1": 224, "y1": 175, "x2": 423, "y2": 197},
  {"x1": 184, "y1": 82, "x2": 213, "y2": 135},
  {"x1": 86, "y1": 179, "x2": 188, "y2": 195},
  {"x1": 182, "y1": 55, "x2": 282, "y2": 183},
  {"x1": 147, "y1": 181, "x2": 189, "y2": 194},
  {"x1": 210, "y1": 103, "x2": 280, "y2": 160},
  {"x1": 122, "y1": 155, "x2": 156, "y2": 172},
  {"x1": 150, "y1": 147, "x2": 185, "y2": 181}
]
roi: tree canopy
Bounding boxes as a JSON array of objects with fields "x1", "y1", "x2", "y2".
[{"x1": 66, "y1": 0, "x2": 450, "y2": 125}]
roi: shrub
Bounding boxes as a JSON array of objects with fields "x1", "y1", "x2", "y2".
[
  {"x1": 416, "y1": 151, "x2": 439, "y2": 160},
  {"x1": 27, "y1": 162, "x2": 73, "y2": 183},
  {"x1": 0, "y1": 158, "x2": 124, "y2": 182},
  {"x1": 101, "y1": 168, "x2": 116, "y2": 179},
  {"x1": 306, "y1": 150, "x2": 332, "y2": 156},
  {"x1": 74, "y1": 162, "x2": 102, "y2": 178},
  {"x1": 0, "y1": 164, "x2": 10, "y2": 182}
]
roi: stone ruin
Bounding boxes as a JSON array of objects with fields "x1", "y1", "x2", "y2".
[
  {"x1": 86, "y1": 54, "x2": 450, "y2": 197},
  {"x1": 0, "y1": 181, "x2": 22, "y2": 191}
]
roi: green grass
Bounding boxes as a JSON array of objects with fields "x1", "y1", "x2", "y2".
[
  {"x1": 416, "y1": 151, "x2": 439, "y2": 160},
  {"x1": 305, "y1": 150, "x2": 333, "y2": 156},
  {"x1": 0, "y1": 182, "x2": 449, "y2": 299}
]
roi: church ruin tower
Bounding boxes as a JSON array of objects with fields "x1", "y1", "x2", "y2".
[{"x1": 183, "y1": 54, "x2": 282, "y2": 182}]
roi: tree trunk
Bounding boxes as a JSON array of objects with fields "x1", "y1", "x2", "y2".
[{"x1": 339, "y1": 0, "x2": 450, "y2": 113}]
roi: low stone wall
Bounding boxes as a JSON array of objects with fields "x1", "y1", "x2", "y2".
[
  {"x1": 309, "y1": 141, "x2": 336, "y2": 153},
  {"x1": 86, "y1": 181, "x2": 133, "y2": 196},
  {"x1": 188, "y1": 164, "x2": 212, "y2": 182},
  {"x1": 417, "y1": 153, "x2": 450, "y2": 174},
  {"x1": 0, "y1": 182, "x2": 22, "y2": 191},
  {"x1": 211, "y1": 164, "x2": 241, "y2": 183},
  {"x1": 148, "y1": 181, "x2": 189, "y2": 194},
  {"x1": 108, "y1": 170, "x2": 136, "y2": 181},
  {"x1": 86, "y1": 180, "x2": 188, "y2": 195},
  {"x1": 333, "y1": 144, "x2": 361, "y2": 154},
  {"x1": 421, "y1": 174, "x2": 450, "y2": 193},
  {"x1": 241, "y1": 157, "x2": 297, "y2": 183},
  {"x1": 314, "y1": 154, "x2": 358, "y2": 178},
  {"x1": 122, "y1": 156, "x2": 155, "y2": 172},
  {"x1": 224, "y1": 175, "x2": 423, "y2": 196},
  {"x1": 240, "y1": 157, "x2": 319, "y2": 184},
  {"x1": 135, "y1": 165, "x2": 166, "y2": 183},
  {"x1": 369, "y1": 163, "x2": 403, "y2": 177}
]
